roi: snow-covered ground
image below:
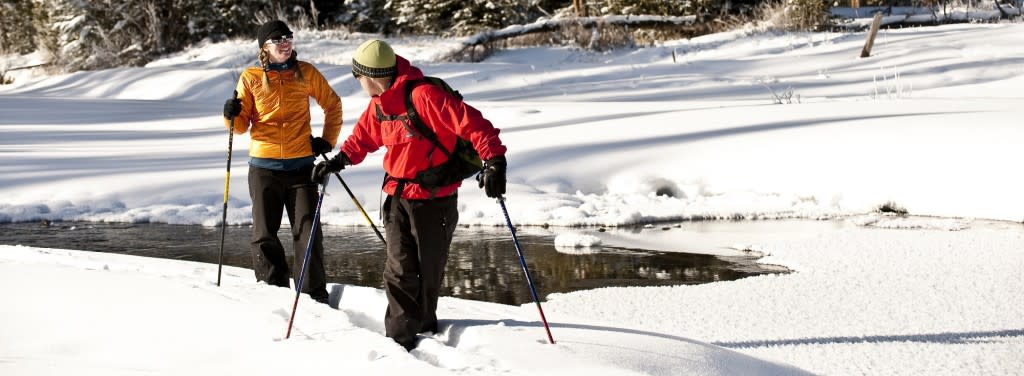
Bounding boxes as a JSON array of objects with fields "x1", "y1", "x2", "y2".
[{"x1": 1, "y1": 21, "x2": 1023, "y2": 375}]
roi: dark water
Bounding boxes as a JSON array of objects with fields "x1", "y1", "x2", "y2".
[{"x1": 0, "y1": 221, "x2": 782, "y2": 305}]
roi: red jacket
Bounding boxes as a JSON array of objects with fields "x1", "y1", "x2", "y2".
[{"x1": 341, "y1": 55, "x2": 506, "y2": 199}]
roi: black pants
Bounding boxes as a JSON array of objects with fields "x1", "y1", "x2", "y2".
[
  {"x1": 382, "y1": 193, "x2": 459, "y2": 350},
  {"x1": 248, "y1": 165, "x2": 328, "y2": 303}
]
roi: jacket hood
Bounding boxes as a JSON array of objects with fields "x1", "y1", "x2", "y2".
[{"x1": 377, "y1": 55, "x2": 424, "y2": 114}]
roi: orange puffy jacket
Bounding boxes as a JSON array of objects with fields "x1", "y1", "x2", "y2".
[{"x1": 225, "y1": 61, "x2": 342, "y2": 159}]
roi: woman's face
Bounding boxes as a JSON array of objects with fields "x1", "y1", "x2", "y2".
[
  {"x1": 356, "y1": 75, "x2": 391, "y2": 97},
  {"x1": 263, "y1": 35, "x2": 293, "y2": 64}
]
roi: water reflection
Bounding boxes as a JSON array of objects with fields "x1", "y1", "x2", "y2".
[
  {"x1": 439, "y1": 230, "x2": 752, "y2": 304},
  {"x1": 0, "y1": 222, "x2": 780, "y2": 305}
]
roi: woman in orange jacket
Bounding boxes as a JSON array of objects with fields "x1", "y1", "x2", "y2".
[{"x1": 222, "y1": 20, "x2": 341, "y2": 303}]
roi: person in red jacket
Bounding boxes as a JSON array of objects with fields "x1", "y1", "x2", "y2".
[{"x1": 312, "y1": 39, "x2": 507, "y2": 350}]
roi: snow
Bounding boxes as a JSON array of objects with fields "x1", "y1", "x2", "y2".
[
  {"x1": 543, "y1": 224, "x2": 1024, "y2": 375},
  {"x1": 553, "y1": 232, "x2": 603, "y2": 254},
  {"x1": 0, "y1": 245, "x2": 808, "y2": 375},
  {"x1": 2, "y1": 21, "x2": 1023, "y2": 375}
]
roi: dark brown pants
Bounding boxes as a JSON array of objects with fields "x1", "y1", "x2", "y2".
[
  {"x1": 382, "y1": 193, "x2": 458, "y2": 350},
  {"x1": 248, "y1": 165, "x2": 328, "y2": 303}
]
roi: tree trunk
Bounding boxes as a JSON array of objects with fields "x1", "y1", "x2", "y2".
[
  {"x1": 860, "y1": 13, "x2": 883, "y2": 58},
  {"x1": 574, "y1": 0, "x2": 589, "y2": 17}
]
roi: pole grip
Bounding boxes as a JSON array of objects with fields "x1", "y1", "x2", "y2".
[{"x1": 222, "y1": 174, "x2": 231, "y2": 203}]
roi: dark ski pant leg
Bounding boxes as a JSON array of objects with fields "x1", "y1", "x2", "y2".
[
  {"x1": 285, "y1": 165, "x2": 328, "y2": 303},
  {"x1": 382, "y1": 194, "x2": 458, "y2": 350},
  {"x1": 249, "y1": 166, "x2": 290, "y2": 288},
  {"x1": 249, "y1": 166, "x2": 328, "y2": 303}
]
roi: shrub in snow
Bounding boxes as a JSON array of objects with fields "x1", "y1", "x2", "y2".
[
  {"x1": 875, "y1": 201, "x2": 909, "y2": 215},
  {"x1": 754, "y1": 0, "x2": 831, "y2": 31}
]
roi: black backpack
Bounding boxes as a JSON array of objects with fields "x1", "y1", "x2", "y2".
[{"x1": 375, "y1": 76, "x2": 483, "y2": 189}]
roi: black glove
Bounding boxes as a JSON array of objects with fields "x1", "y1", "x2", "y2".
[
  {"x1": 310, "y1": 136, "x2": 333, "y2": 155},
  {"x1": 311, "y1": 153, "x2": 350, "y2": 183},
  {"x1": 223, "y1": 97, "x2": 241, "y2": 119},
  {"x1": 477, "y1": 156, "x2": 507, "y2": 198}
]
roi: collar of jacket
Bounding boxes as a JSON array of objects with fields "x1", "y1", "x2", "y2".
[
  {"x1": 377, "y1": 55, "x2": 426, "y2": 115},
  {"x1": 265, "y1": 55, "x2": 298, "y2": 72}
]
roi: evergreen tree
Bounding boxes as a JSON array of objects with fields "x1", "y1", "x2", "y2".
[
  {"x1": 339, "y1": 0, "x2": 395, "y2": 34},
  {"x1": 33, "y1": 0, "x2": 302, "y2": 71},
  {"x1": 168, "y1": 0, "x2": 224, "y2": 42},
  {"x1": 597, "y1": 0, "x2": 691, "y2": 16},
  {"x1": 392, "y1": 0, "x2": 539, "y2": 36},
  {"x1": 38, "y1": 0, "x2": 109, "y2": 70},
  {"x1": 392, "y1": 0, "x2": 464, "y2": 35},
  {"x1": 219, "y1": 0, "x2": 271, "y2": 36},
  {"x1": 0, "y1": 0, "x2": 39, "y2": 54},
  {"x1": 12, "y1": 0, "x2": 748, "y2": 73},
  {"x1": 451, "y1": 0, "x2": 532, "y2": 36}
]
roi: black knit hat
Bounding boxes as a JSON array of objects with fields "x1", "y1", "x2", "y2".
[{"x1": 258, "y1": 20, "x2": 292, "y2": 47}]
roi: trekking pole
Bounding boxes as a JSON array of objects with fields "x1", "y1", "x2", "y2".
[
  {"x1": 285, "y1": 177, "x2": 330, "y2": 339},
  {"x1": 497, "y1": 196, "x2": 555, "y2": 344},
  {"x1": 216, "y1": 90, "x2": 238, "y2": 287},
  {"x1": 318, "y1": 154, "x2": 386, "y2": 246}
]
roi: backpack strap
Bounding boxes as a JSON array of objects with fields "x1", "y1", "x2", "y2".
[
  {"x1": 403, "y1": 79, "x2": 453, "y2": 159},
  {"x1": 379, "y1": 79, "x2": 467, "y2": 198},
  {"x1": 374, "y1": 104, "x2": 407, "y2": 122}
]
